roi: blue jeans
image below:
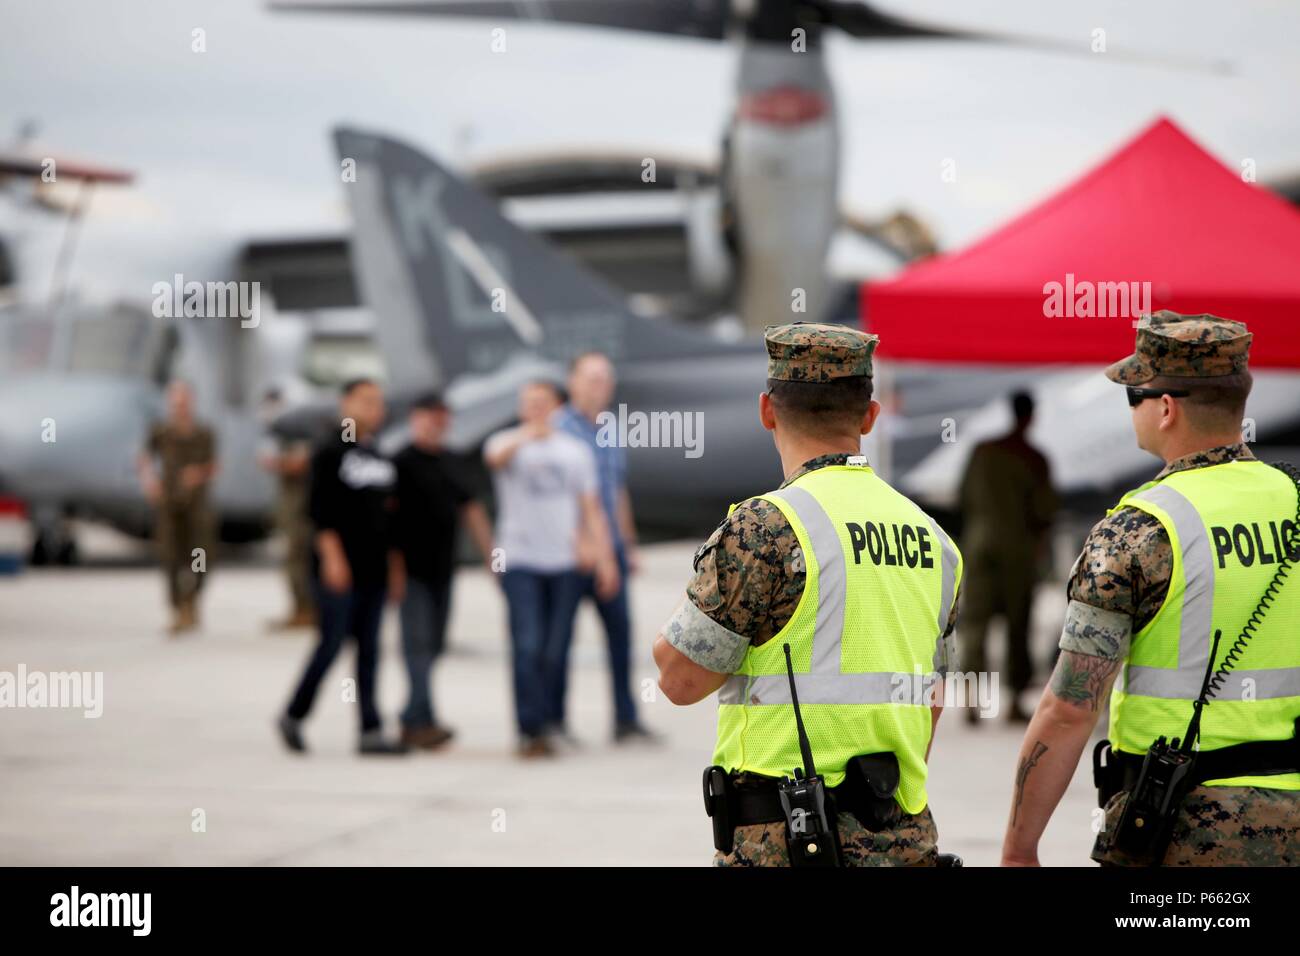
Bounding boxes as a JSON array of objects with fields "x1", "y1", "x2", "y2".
[
  {"x1": 286, "y1": 580, "x2": 385, "y2": 733},
  {"x1": 552, "y1": 549, "x2": 638, "y2": 730},
  {"x1": 399, "y1": 575, "x2": 452, "y2": 730},
  {"x1": 502, "y1": 568, "x2": 584, "y2": 738}
]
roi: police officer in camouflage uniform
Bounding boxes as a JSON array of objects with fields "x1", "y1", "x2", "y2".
[
  {"x1": 137, "y1": 381, "x2": 218, "y2": 636},
  {"x1": 654, "y1": 323, "x2": 963, "y2": 867},
  {"x1": 1002, "y1": 311, "x2": 1300, "y2": 866}
]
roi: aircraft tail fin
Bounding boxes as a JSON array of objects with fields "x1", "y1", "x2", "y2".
[{"x1": 334, "y1": 127, "x2": 738, "y2": 393}]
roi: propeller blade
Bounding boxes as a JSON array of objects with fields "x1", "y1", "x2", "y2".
[
  {"x1": 268, "y1": 0, "x2": 731, "y2": 40},
  {"x1": 817, "y1": 1, "x2": 1232, "y2": 74}
]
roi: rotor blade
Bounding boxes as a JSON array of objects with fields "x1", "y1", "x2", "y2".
[
  {"x1": 818, "y1": 1, "x2": 1232, "y2": 74},
  {"x1": 812, "y1": 2, "x2": 972, "y2": 40},
  {"x1": 268, "y1": 0, "x2": 730, "y2": 40}
]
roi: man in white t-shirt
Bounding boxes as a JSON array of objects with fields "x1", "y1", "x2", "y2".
[{"x1": 484, "y1": 380, "x2": 619, "y2": 758}]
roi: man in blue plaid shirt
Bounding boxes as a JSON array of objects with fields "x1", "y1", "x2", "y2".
[{"x1": 552, "y1": 352, "x2": 660, "y2": 745}]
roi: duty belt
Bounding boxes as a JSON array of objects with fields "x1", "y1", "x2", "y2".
[
  {"x1": 1094, "y1": 719, "x2": 1300, "y2": 806},
  {"x1": 730, "y1": 774, "x2": 849, "y2": 827},
  {"x1": 705, "y1": 754, "x2": 903, "y2": 837}
]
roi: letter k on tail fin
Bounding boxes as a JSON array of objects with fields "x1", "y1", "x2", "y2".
[{"x1": 334, "y1": 127, "x2": 738, "y2": 395}]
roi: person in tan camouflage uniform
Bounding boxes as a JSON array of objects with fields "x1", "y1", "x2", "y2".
[
  {"x1": 258, "y1": 388, "x2": 315, "y2": 631},
  {"x1": 137, "y1": 381, "x2": 218, "y2": 636},
  {"x1": 653, "y1": 322, "x2": 962, "y2": 867},
  {"x1": 1002, "y1": 311, "x2": 1300, "y2": 866},
  {"x1": 957, "y1": 391, "x2": 1057, "y2": 724},
  {"x1": 270, "y1": 448, "x2": 314, "y2": 629}
]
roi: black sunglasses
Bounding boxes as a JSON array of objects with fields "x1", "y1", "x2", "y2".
[{"x1": 1126, "y1": 386, "x2": 1191, "y2": 407}]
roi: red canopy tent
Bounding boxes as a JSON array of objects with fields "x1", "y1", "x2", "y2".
[{"x1": 861, "y1": 117, "x2": 1300, "y2": 369}]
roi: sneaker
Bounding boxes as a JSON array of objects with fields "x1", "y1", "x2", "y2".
[
  {"x1": 542, "y1": 723, "x2": 582, "y2": 752},
  {"x1": 268, "y1": 609, "x2": 316, "y2": 633},
  {"x1": 518, "y1": 735, "x2": 555, "y2": 759},
  {"x1": 400, "y1": 724, "x2": 455, "y2": 751},
  {"x1": 277, "y1": 715, "x2": 306, "y2": 754},
  {"x1": 358, "y1": 731, "x2": 409, "y2": 756},
  {"x1": 613, "y1": 722, "x2": 663, "y2": 746}
]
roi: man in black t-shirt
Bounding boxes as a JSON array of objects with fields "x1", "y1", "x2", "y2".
[
  {"x1": 391, "y1": 392, "x2": 494, "y2": 750},
  {"x1": 278, "y1": 379, "x2": 407, "y2": 756}
]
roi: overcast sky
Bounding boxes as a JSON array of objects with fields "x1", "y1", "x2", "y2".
[{"x1": 2, "y1": 0, "x2": 1298, "y2": 300}]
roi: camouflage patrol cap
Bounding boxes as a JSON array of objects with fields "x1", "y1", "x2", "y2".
[
  {"x1": 1104, "y1": 310, "x2": 1252, "y2": 386},
  {"x1": 765, "y1": 322, "x2": 878, "y2": 383}
]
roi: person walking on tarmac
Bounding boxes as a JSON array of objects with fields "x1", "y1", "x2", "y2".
[
  {"x1": 1002, "y1": 312, "x2": 1300, "y2": 867},
  {"x1": 257, "y1": 387, "x2": 316, "y2": 631},
  {"x1": 553, "y1": 352, "x2": 660, "y2": 746},
  {"x1": 137, "y1": 380, "x2": 218, "y2": 636},
  {"x1": 653, "y1": 323, "x2": 964, "y2": 867},
  {"x1": 391, "y1": 391, "x2": 495, "y2": 751},
  {"x1": 278, "y1": 379, "x2": 407, "y2": 756},
  {"x1": 957, "y1": 391, "x2": 1058, "y2": 724}
]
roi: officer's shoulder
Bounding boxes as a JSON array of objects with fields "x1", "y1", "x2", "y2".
[
  {"x1": 694, "y1": 496, "x2": 792, "y2": 568},
  {"x1": 726, "y1": 496, "x2": 792, "y2": 540},
  {"x1": 1081, "y1": 504, "x2": 1166, "y2": 553}
]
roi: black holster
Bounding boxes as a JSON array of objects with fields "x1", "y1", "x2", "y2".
[
  {"x1": 1093, "y1": 739, "x2": 1121, "y2": 808},
  {"x1": 839, "y1": 752, "x2": 902, "y2": 831},
  {"x1": 703, "y1": 766, "x2": 735, "y2": 855}
]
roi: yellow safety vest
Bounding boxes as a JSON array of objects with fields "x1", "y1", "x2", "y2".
[
  {"x1": 712, "y1": 462, "x2": 963, "y2": 814},
  {"x1": 1109, "y1": 459, "x2": 1300, "y2": 789}
]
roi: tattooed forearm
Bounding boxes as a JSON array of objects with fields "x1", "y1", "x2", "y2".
[
  {"x1": 1050, "y1": 650, "x2": 1121, "y2": 712},
  {"x1": 1012, "y1": 741, "x2": 1048, "y2": 826}
]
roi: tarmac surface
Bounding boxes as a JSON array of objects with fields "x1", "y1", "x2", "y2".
[{"x1": 0, "y1": 532, "x2": 1101, "y2": 866}]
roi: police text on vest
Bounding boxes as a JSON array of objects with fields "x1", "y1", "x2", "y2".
[
  {"x1": 845, "y1": 522, "x2": 935, "y2": 569},
  {"x1": 1210, "y1": 520, "x2": 1300, "y2": 568}
]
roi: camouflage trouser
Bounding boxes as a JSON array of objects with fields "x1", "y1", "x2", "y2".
[
  {"x1": 714, "y1": 808, "x2": 938, "y2": 867},
  {"x1": 1093, "y1": 785, "x2": 1300, "y2": 866},
  {"x1": 281, "y1": 508, "x2": 314, "y2": 614},
  {"x1": 958, "y1": 546, "x2": 1036, "y2": 693},
  {"x1": 156, "y1": 503, "x2": 214, "y2": 608}
]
